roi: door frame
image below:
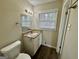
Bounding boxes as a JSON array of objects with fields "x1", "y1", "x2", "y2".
[{"x1": 56, "y1": 0, "x2": 71, "y2": 54}]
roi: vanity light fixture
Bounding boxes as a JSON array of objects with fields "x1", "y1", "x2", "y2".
[
  {"x1": 25, "y1": 9, "x2": 28, "y2": 12},
  {"x1": 25, "y1": 9, "x2": 33, "y2": 15}
]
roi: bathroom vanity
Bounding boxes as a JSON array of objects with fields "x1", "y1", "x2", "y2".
[{"x1": 22, "y1": 31, "x2": 41, "y2": 56}]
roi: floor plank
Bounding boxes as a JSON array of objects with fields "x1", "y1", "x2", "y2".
[{"x1": 32, "y1": 45, "x2": 58, "y2": 59}]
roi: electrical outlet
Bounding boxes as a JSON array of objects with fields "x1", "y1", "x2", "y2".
[{"x1": 45, "y1": 42, "x2": 46, "y2": 44}]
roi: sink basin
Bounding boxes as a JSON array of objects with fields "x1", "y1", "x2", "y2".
[{"x1": 24, "y1": 32, "x2": 39, "y2": 39}]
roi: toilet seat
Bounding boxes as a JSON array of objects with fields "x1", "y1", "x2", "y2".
[{"x1": 16, "y1": 53, "x2": 31, "y2": 59}]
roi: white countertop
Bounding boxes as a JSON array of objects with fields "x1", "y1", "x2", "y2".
[{"x1": 24, "y1": 32, "x2": 40, "y2": 39}]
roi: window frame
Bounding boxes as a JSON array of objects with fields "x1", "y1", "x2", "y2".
[{"x1": 38, "y1": 9, "x2": 58, "y2": 31}]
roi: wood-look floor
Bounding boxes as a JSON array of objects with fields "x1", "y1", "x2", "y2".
[{"x1": 32, "y1": 45, "x2": 58, "y2": 59}]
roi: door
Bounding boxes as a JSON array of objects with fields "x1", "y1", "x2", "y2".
[{"x1": 61, "y1": 1, "x2": 78, "y2": 59}]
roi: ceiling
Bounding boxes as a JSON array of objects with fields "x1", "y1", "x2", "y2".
[{"x1": 28, "y1": 0, "x2": 56, "y2": 6}]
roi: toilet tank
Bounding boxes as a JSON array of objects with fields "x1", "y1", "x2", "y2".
[{"x1": 0, "y1": 40, "x2": 21, "y2": 59}]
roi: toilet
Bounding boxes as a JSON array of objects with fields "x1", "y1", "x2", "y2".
[{"x1": 0, "y1": 40, "x2": 31, "y2": 59}]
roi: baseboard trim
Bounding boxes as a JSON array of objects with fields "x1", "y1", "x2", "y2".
[{"x1": 42, "y1": 44, "x2": 56, "y2": 49}]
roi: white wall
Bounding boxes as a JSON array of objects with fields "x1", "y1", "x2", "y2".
[
  {"x1": 33, "y1": 0, "x2": 63, "y2": 47},
  {"x1": 0, "y1": 0, "x2": 33, "y2": 49}
]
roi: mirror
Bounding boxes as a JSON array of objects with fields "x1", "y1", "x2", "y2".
[{"x1": 20, "y1": 14, "x2": 32, "y2": 32}]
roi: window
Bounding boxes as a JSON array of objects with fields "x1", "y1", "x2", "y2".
[
  {"x1": 21, "y1": 15, "x2": 32, "y2": 27},
  {"x1": 39, "y1": 11, "x2": 57, "y2": 30}
]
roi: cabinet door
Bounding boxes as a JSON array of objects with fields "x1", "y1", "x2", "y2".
[
  {"x1": 33, "y1": 36, "x2": 40, "y2": 54},
  {"x1": 23, "y1": 37, "x2": 34, "y2": 56}
]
